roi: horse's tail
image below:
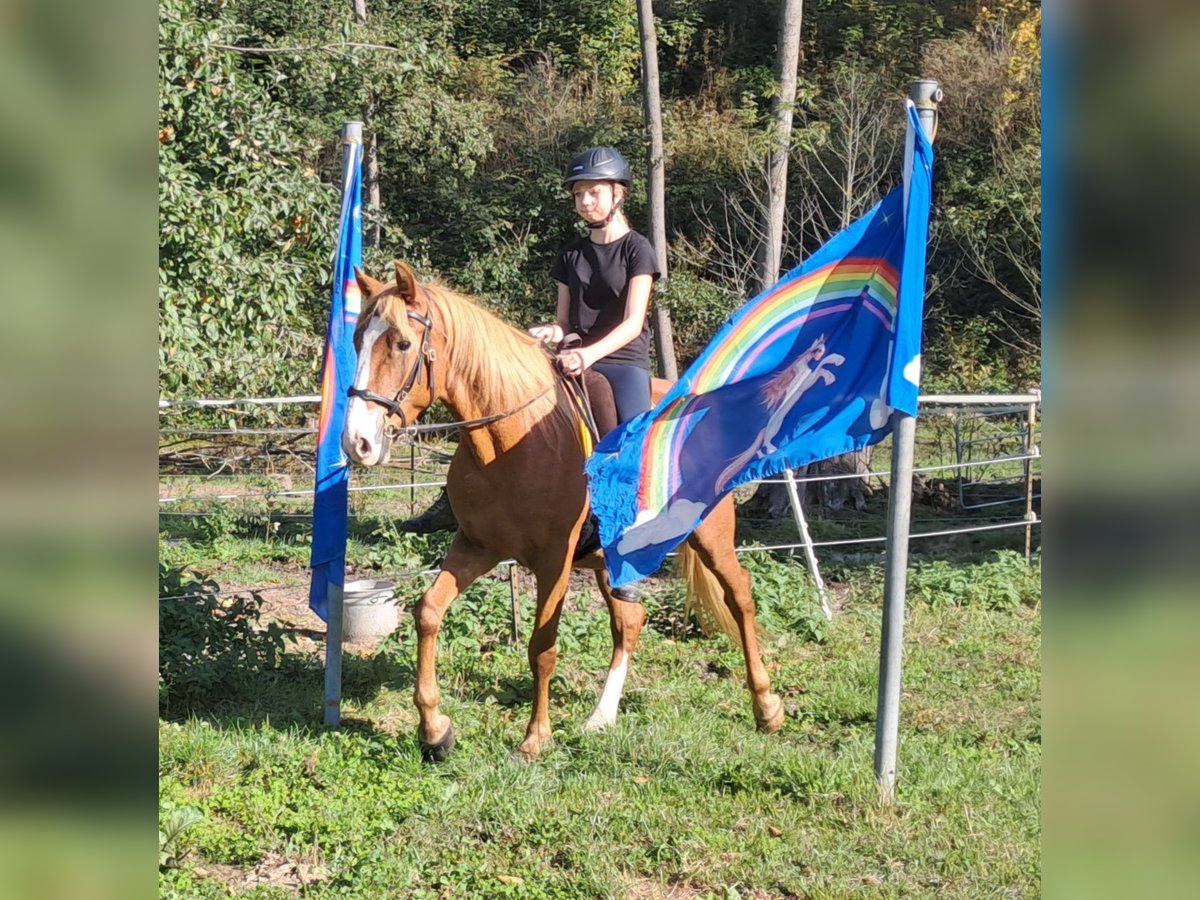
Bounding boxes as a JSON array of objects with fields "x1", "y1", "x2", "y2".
[{"x1": 676, "y1": 541, "x2": 742, "y2": 644}]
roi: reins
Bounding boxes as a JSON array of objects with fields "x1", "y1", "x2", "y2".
[{"x1": 388, "y1": 385, "x2": 554, "y2": 438}]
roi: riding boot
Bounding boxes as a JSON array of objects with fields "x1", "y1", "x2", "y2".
[
  {"x1": 396, "y1": 488, "x2": 458, "y2": 534},
  {"x1": 611, "y1": 583, "x2": 643, "y2": 603}
]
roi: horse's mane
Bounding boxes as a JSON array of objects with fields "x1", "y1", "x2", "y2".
[{"x1": 363, "y1": 279, "x2": 561, "y2": 428}]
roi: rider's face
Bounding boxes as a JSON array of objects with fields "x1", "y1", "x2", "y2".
[{"x1": 572, "y1": 180, "x2": 617, "y2": 223}]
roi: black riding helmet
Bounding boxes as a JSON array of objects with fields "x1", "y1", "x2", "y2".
[
  {"x1": 564, "y1": 146, "x2": 632, "y2": 229},
  {"x1": 563, "y1": 146, "x2": 633, "y2": 189}
]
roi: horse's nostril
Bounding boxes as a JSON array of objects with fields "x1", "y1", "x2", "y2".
[{"x1": 355, "y1": 436, "x2": 373, "y2": 459}]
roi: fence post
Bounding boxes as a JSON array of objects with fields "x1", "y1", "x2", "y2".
[
  {"x1": 508, "y1": 563, "x2": 521, "y2": 645},
  {"x1": 782, "y1": 469, "x2": 832, "y2": 620},
  {"x1": 1024, "y1": 390, "x2": 1039, "y2": 563},
  {"x1": 874, "y1": 81, "x2": 940, "y2": 803}
]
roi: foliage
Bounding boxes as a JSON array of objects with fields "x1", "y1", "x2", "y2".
[
  {"x1": 159, "y1": 562, "x2": 286, "y2": 717},
  {"x1": 740, "y1": 552, "x2": 829, "y2": 643},
  {"x1": 158, "y1": 0, "x2": 337, "y2": 404},
  {"x1": 159, "y1": 804, "x2": 203, "y2": 868},
  {"x1": 159, "y1": 0, "x2": 1040, "y2": 402},
  {"x1": 922, "y1": 0, "x2": 1042, "y2": 372},
  {"x1": 909, "y1": 550, "x2": 1041, "y2": 610}
]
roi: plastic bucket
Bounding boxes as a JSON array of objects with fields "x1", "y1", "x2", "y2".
[{"x1": 342, "y1": 579, "x2": 398, "y2": 640}]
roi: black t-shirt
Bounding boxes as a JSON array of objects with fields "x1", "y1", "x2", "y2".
[{"x1": 550, "y1": 231, "x2": 660, "y2": 368}]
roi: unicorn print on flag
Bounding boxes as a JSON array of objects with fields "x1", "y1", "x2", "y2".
[{"x1": 712, "y1": 335, "x2": 846, "y2": 494}]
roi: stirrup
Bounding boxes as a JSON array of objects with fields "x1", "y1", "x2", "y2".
[{"x1": 396, "y1": 488, "x2": 458, "y2": 534}]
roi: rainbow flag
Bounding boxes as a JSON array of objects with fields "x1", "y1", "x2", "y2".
[
  {"x1": 587, "y1": 102, "x2": 934, "y2": 587},
  {"x1": 309, "y1": 137, "x2": 363, "y2": 621}
]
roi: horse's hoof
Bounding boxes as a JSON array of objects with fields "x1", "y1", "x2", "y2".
[
  {"x1": 514, "y1": 734, "x2": 547, "y2": 760},
  {"x1": 756, "y1": 694, "x2": 785, "y2": 734},
  {"x1": 582, "y1": 715, "x2": 613, "y2": 733},
  {"x1": 419, "y1": 723, "x2": 456, "y2": 762}
]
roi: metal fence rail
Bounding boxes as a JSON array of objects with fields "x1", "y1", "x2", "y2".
[{"x1": 159, "y1": 390, "x2": 1041, "y2": 596}]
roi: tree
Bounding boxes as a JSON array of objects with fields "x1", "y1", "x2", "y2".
[
  {"x1": 755, "y1": 0, "x2": 804, "y2": 294},
  {"x1": 636, "y1": 0, "x2": 678, "y2": 378},
  {"x1": 159, "y1": 0, "x2": 335, "y2": 403}
]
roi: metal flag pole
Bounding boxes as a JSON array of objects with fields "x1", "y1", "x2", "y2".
[
  {"x1": 873, "y1": 81, "x2": 941, "y2": 802},
  {"x1": 323, "y1": 119, "x2": 363, "y2": 729}
]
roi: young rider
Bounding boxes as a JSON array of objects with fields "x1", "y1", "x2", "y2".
[
  {"x1": 399, "y1": 147, "x2": 659, "y2": 591},
  {"x1": 530, "y1": 146, "x2": 660, "y2": 425}
]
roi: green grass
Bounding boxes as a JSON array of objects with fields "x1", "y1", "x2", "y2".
[{"x1": 160, "y1": 536, "x2": 1040, "y2": 897}]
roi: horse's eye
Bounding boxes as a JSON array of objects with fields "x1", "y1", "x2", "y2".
[{"x1": 396, "y1": 339, "x2": 412, "y2": 352}]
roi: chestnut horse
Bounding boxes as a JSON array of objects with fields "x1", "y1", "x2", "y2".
[{"x1": 342, "y1": 261, "x2": 783, "y2": 760}]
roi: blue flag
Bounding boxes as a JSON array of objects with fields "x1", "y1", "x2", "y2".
[
  {"x1": 309, "y1": 137, "x2": 363, "y2": 621},
  {"x1": 586, "y1": 102, "x2": 934, "y2": 587}
]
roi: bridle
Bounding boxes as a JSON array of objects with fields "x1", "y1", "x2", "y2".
[
  {"x1": 345, "y1": 291, "x2": 568, "y2": 440},
  {"x1": 347, "y1": 306, "x2": 437, "y2": 431}
]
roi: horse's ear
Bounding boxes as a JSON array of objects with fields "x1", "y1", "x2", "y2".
[
  {"x1": 393, "y1": 260, "x2": 419, "y2": 305},
  {"x1": 354, "y1": 266, "x2": 384, "y2": 299}
]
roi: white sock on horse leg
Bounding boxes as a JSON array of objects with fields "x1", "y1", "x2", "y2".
[{"x1": 585, "y1": 652, "x2": 628, "y2": 731}]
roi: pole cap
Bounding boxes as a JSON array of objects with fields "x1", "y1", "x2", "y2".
[{"x1": 908, "y1": 80, "x2": 943, "y2": 105}]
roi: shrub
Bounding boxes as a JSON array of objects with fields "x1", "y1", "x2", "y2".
[{"x1": 159, "y1": 564, "x2": 286, "y2": 716}]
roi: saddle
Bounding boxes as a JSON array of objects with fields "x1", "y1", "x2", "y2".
[
  {"x1": 578, "y1": 369, "x2": 619, "y2": 441},
  {"x1": 569, "y1": 369, "x2": 617, "y2": 560}
]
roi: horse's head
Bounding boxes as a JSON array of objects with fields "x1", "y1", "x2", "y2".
[{"x1": 343, "y1": 261, "x2": 441, "y2": 466}]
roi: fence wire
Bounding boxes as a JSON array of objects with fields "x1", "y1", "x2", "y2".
[{"x1": 159, "y1": 392, "x2": 1041, "y2": 600}]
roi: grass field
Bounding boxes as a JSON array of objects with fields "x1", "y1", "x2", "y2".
[{"x1": 159, "y1": 469, "x2": 1040, "y2": 898}]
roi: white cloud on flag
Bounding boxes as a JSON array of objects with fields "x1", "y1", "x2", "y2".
[
  {"x1": 616, "y1": 499, "x2": 707, "y2": 555},
  {"x1": 903, "y1": 353, "x2": 921, "y2": 386}
]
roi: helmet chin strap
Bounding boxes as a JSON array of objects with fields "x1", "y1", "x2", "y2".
[{"x1": 585, "y1": 194, "x2": 624, "y2": 230}]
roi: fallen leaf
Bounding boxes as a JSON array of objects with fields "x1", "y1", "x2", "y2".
[
  {"x1": 496, "y1": 875, "x2": 524, "y2": 885},
  {"x1": 632, "y1": 775, "x2": 650, "y2": 784},
  {"x1": 767, "y1": 825, "x2": 783, "y2": 838}
]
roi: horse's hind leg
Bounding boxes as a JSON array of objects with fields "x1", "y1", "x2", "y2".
[
  {"x1": 689, "y1": 500, "x2": 784, "y2": 733},
  {"x1": 584, "y1": 569, "x2": 646, "y2": 732},
  {"x1": 412, "y1": 534, "x2": 499, "y2": 761}
]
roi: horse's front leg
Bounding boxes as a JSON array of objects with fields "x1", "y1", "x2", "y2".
[
  {"x1": 584, "y1": 568, "x2": 646, "y2": 732},
  {"x1": 413, "y1": 534, "x2": 498, "y2": 761},
  {"x1": 516, "y1": 550, "x2": 575, "y2": 759}
]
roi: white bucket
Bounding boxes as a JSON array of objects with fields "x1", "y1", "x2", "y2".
[{"x1": 342, "y1": 579, "x2": 398, "y2": 640}]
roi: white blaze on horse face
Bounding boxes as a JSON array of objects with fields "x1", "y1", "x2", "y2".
[
  {"x1": 584, "y1": 651, "x2": 628, "y2": 732},
  {"x1": 344, "y1": 315, "x2": 390, "y2": 464}
]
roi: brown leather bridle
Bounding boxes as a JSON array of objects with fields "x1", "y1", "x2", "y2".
[{"x1": 346, "y1": 306, "x2": 437, "y2": 430}]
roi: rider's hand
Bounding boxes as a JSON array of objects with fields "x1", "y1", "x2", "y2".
[
  {"x1": 555, "y1": 346, "x2": 591, "y2": 377},
  {"x1": 529, "y1": 323, "x2": 564, "y2": 344}
]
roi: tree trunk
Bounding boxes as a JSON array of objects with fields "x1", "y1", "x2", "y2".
[
  {"x1": 811, "y1": 448, "x2": 873, "y2": 511},
  {"x1": 635, "y1": 0, "x2": 678, "y2": 380},
  {"x1": 365, "y1": 115, "x2": 381, "y2": 249},
  {"x1": 749, "y1": 0, "x2": 804, "y2": 515},
  {"x1": 755, "y1": 0, "x2": 803, "y2": 293}
]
